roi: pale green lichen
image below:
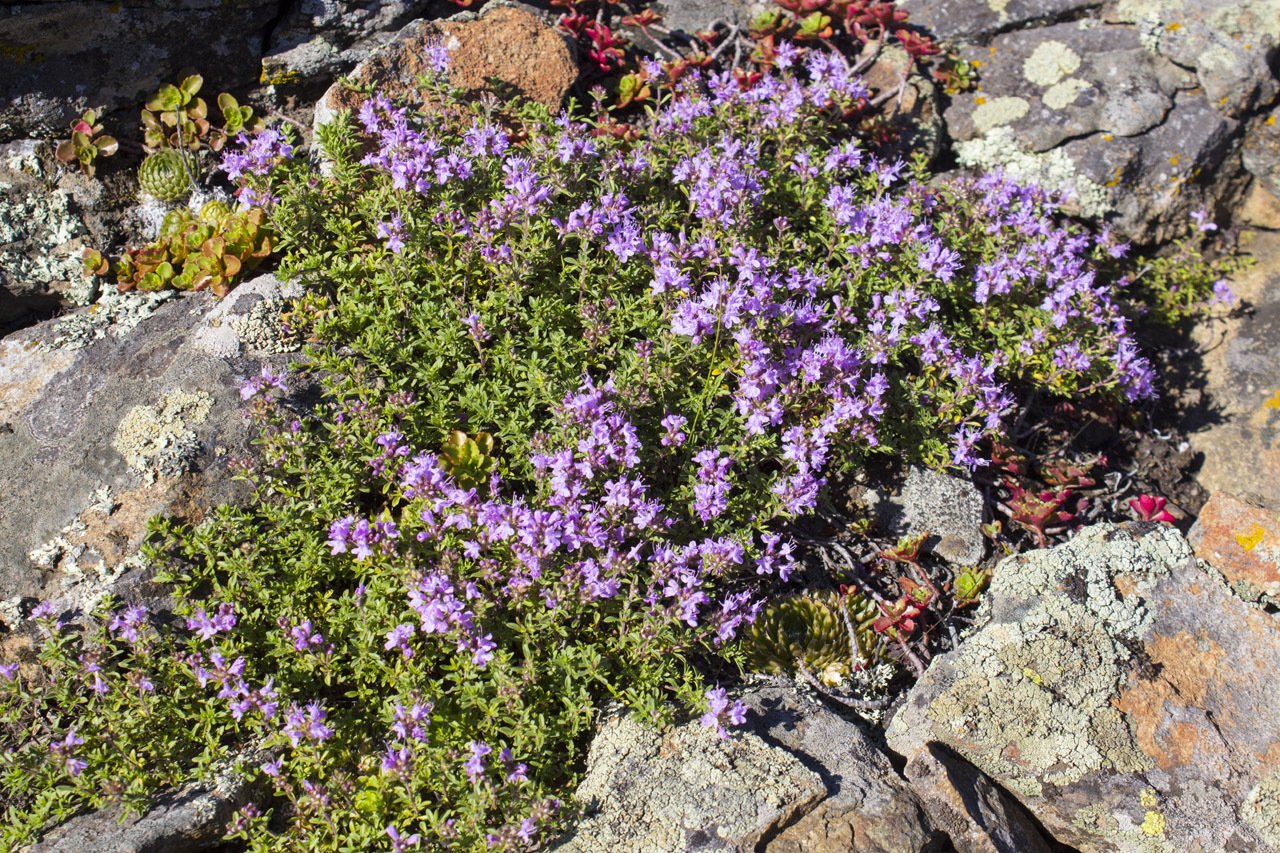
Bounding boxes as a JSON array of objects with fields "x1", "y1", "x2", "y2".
[
  {"x1": 46, "y1": 287, "x2": 175, "y2": 351},
  {"x1": 971, "y1": 96, "x2": 1030, "y2": 133},
  {"x1": 230, "y1": 297, "x2": 299, "y2": 354},
  {"x1": 0, "y1": 184, "x2": 90, "y2": 302},
  {"x1": 1023, "y1": 41, "x2": 1082, "y2": 87},
  {"x1": 1242, "y1": 775, "x2": 1280, "y2": 848},
  {"x1": 954, "y1": 126, "x2": 1111, "y2": 219},
  {"x1": 1044, "y1": 78, "x2": 1090, "y2": 110},
  {"x1": 111, "y1": 389, "x2": 213, "y2": 482}
]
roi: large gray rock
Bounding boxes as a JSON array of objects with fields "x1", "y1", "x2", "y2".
[
  {"x1": 1103, "y1": 0, "x2": 1280, "y2": 119},
  {"x1": 887, "y1": 523, "x2": 1280, "y2": 852},
  {"x1": 1244, "y1": 106, "x2": 1280, "y2": 198},
  {"x1": 862, "y1": 466, "x2": 986, "y2": 566},
  {"x1": 554, "y1": 687, "x2": 944, "y2": 853},
  {"x1": 260, "y1": 0, "x2": 439, "y2": 98},
  {"x1": 1188, "y1": 230, "x2": 1280, "y2": 508},
  {"x1": 0, "y1": 1, "x2": 282, "y2": 141},
  {"x1": 899, "y1": 0, "x2": 1100, "y2": 44},
  {"x1": 0, "y1": 274, "x2": 299, "y2": 608},
  {"x1": 944, "y1": 23, "x2": 1191, "y2": 153},
  {"x1": 31, "y1": 777, "x2": 252, "y2": 853}
]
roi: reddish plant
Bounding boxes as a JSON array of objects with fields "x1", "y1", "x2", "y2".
[{"x1": 1129, "y1": 494, "x2": 1176, "y2": 524}]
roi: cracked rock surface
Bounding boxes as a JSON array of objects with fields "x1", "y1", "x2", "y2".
[{"x1": 887, "y1": 523, "x2": 1280, "y2": 853}]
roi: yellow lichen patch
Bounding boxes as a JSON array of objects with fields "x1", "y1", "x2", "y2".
[
  {"x1": 1023, "y1": 40, "x2": 1082, "y2": 87},
  {"x1": 1264, "y1": 389, "x2": 1280, "y2": 409},
  {"x1": 972, "y1": 97, "x2": 1030, "y2": 132},
  {"x1": 1169, "y1": 155, "x2": 1180, "y2": 166},
  {"x1": 1141, "y1": 810, "x2": 1166, "y2": 836},
  {"x1": 1237, "y1": 525, "x2": 1266, "y2": 552},
  {"x1": 1166, "y1": 22, "x2": 1182, "y2": 31},
  {"x1": 1268, "y1": 115, "x2": 1277, "y2": 126}
]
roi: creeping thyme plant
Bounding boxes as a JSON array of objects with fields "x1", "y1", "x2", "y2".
[{"x1": 0, "y1": 30, "x2": 1228, "y2": 852}]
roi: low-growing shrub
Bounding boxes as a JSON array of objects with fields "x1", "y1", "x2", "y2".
[{"x1": 0, "y1": 41, "x2": 1222, "y2": 851}]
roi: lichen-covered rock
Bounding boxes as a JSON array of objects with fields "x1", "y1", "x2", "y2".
[
  {"x1": 1102, "y1": 0, "x2": 1280, "y2": 119},
  {"x1": 259, "y1": 0, "x2": 436, "y2": 98},
  {"x1": 1190, "y1": 492, "x2": 1280, "y2": 601},
  {"x1": 0, "y1": 282, "x2": 296, "y2": 606},
  {"x1": 1244, "y1": 107, "x2": 1280, "y2": 198},
  {"x1": 898, "y1": 0, "x2": 1099, "y2": 43},
  {"x1": 312, "y1": 2, "x2": 579, "y2": 134},
  {"x1": 887, "y1": 523, "x2": 1280, "y2": 852},
  {"x1": 0, "y1": 1, "x2": 281, "y2": 142},
  {"x1": 0, "y1": 141, "x2": 94, "y2": 329},
  {"x1": 1188, "y1": 230, "x2": 1280, "y2": 507},
  {"x1": 553, "y1": 687, "x2": 942, "y2": 853},
  {"x1": 945, "y1": 23, "x2": 1191, "y2": 153},
  {"x1": 31, "y1": 775, "x2": 252, "y2": 853},
  {"x1": 861, "y1": 466, "x2": 986, "y2": 566}
]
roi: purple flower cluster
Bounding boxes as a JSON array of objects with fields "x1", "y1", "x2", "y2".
[
  {"x1": 186, "y1": 602, "x2": 236, "y2": 640},
  {"x1": 699, "y1": 686, "x2": 747, "y2": 740},
  {"x1": 327, "y1": 515, "x2": 400, "y2": 560},
  {"x1": 221, "y1": 128, "x2": 294, "y2": 181}
]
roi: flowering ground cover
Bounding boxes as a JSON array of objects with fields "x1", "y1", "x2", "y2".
[{"x1": 0, "y1": 41, "x2": 1236, "y2": 851}]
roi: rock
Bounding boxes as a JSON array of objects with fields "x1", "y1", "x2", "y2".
[
  {"x1": 1244, "y1": 107, "x2": 1280, "y2": 198},
  {"x1": 898, "y1": 0, "x2": 1099, "y2": 43},
  {"x1": 313, "y1": 3, "x2": 579, "y2": 134},
  {"x1": 0, "y1": 140, "x2": 95, "y2": 330},
  {"x1": 1239, "y1": 178, "x2": 1280, "y2": 230},
  {"x1": 1103, "y1": 0, "x2": 1280, "y2": 119},
  {"x1": 862, "y1": 467, "x2": 986, "y2": 566},
  {"x1": 945, "y1": 23, "x2": 1191, "y2": 154},
  {"x1": 553, "y1": 687, "x2": 942, "y2": 853},
  {"x1": 0, "y1": 1, "x2": 282, "y2": 142},
  {"x1": 0, "y1": 275, "x2": 300, "y2": 610},
  {"x1": 887, "y1": 523, "x2": 1280, "y2": 852},
  {"x1": 1190, "y1": 492, "x2": 1280, "y2": 601},
  {"x1": 862, "y1": 46, "x2": 945, "y2": 166},
  {"x1": 31, "y1": 776, "x2": 252, "y2": 853},
  {"x1": 1188, "y1": 230, "x2": 1280, "y2": 507},
  {"x1": 260, "y1": 0, "x2": 438, "y2": 100},
  {"x1": 653, "y1": 0, "x2": 771, "y2": 35}
]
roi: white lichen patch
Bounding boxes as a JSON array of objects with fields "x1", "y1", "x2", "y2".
[
  {"x1": 0, "y1": 185, "x2": 90, "y2": 300},
  {"x1": 1243, "y1": 775, "x2": 1280, "y2": 848},
  {"x1": 972, "y1": 97, "x2": 1030, "y2": 133},
  {"x1": 955, "y1": 127, "x2": 1111, "y2": 219},
  {"x1": 231, "y1": 297, "x2": 300, "y2": 354},
  {"x1": 1044, "y1": 78, "x2": 1090, "y2": 110},
  {"x1": 1023, "y1": 41, "x2": 1082, "y2": 87},
  {"x1": 111, "y1": 389, "x2": 213, "y2": 482},
  {"x1": 46, "y1": 287, "x2": 175, "y2": 351}
]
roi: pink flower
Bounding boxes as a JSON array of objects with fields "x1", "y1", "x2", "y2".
[{"x1": 1129, "y1": 494, "x2": 1175, "y2": 524}]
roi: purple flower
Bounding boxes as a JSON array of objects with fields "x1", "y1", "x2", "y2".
[
  {"x1": 0, "y1": 662, "x2": 18, "y2": 681},
  {"x1": 289, "y1": 620, "x2": 325, "y2": 653},
  {"x1": 465, "y1": 740, "x2": 492, "y2": 783},
  {"x1": 423, "y1": 36, "x2": 453, "y2": 75},
  {"x1": 261, "y1": 755, "x2": 284, "y2": 778},
  {"x1": 50, "y1": 727, "x2": 87, "y2": 776},
  {"x1": 384, "y1": 623, "x2": 416, "y2": 659},
  {"x1": 186, "y1": 603, "x2": 236, "y2": 640},
  {"x1": 660, "y1": 413, "x2": 687, "y2": 447},
  {"x1": 700, "y1": 687, "x2": 747, "y2": 740},
  {"x1": 379, "y1": 213, "x2": 406, "y2": 254},
  {"x1": 282, "y1": 701, "x2": 333, "y2": 747},
  {"x1": 692, "y1": 448, "x2": 732, "y2": 522},
  {"x1": 1210, "y1": 279, "x2": 1235, "y2": 305},
  {"x1": 387, "y1": 825, "x2": 422, "y2": 852},
  {"x1": 240, "y1": 366, "x2": 287, "y2": 400}
]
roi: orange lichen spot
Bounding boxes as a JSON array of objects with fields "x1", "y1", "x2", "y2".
[
  {"x1": 1169, "y1": 155, "x2": 1180, "y2": 166},
  {"x1": 1102, "y1": 134, "x2": 1114, "y2": 141},
  {"x1": 1236, "y1": 525, "x2": 1266, "y2": 552},
  {"x1": 975, "y1": 96, "x2": 987, "y2": 105},
  {"x1": 1166, "y1": 22, "x2": 1182, "y2": 31}
]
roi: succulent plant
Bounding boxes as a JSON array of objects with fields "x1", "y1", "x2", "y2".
[
  {"x1": 54, "y1": 109, "x2": 118, "y2": 177},
  {"x1": 440, "y1": 431, "x2": 497, "y2": 490},
  {"x1": 740, "y1": 590, "x2": 881, "y2": 686},
  {"x1": 138, "y1": 149, "x2": 195, "y2": 201},
  {"x1": 141, "y1": 75, "x2": 263, "y2": 154}
]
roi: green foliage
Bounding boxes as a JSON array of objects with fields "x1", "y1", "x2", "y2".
[
  {"x1": 54, "y1": 109, "x2": 117, "y2": 177},
  {"x1": 137, "y1": 149, "x2": 195, "y2": 201},
  {"x1": 141, "y1": 74, "x2": 263, "y2": 154},
  {"x1": 740, "y1": 591, "x2": 882, "y2": 685},
  {"x1": 85, "y1": 202, "x2": 274, "y2": 297}
]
